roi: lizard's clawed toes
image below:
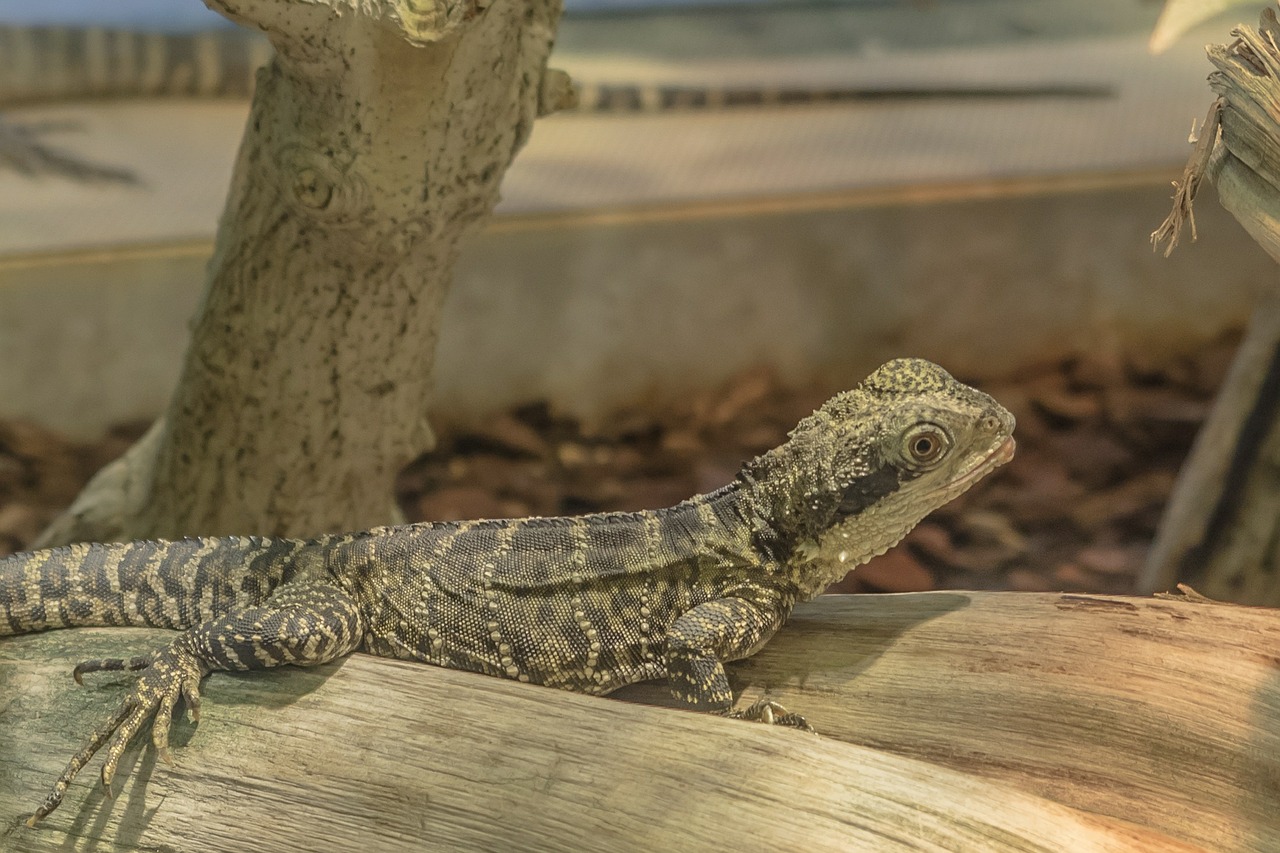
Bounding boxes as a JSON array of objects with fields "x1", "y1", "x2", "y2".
[
  {"x1": 73, "y1": 654, "x2": 152, "y2": 685},
  {"x1": 729, "y1": 697, "x2": 816, "y2": 734},
  {"x1": 30, "y1": 638, "x2": 206, "y2": 825}
]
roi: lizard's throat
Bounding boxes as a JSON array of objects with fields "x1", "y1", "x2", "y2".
[{"x1": 788, "y1": 510, "x2": 920, "y2": 598}]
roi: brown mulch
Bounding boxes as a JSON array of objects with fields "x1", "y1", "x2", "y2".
[
  {"x1": 0, "y1": 421, "x2": 148, "y2": 558},
  {"x1": 0, "y1": 332, "x2": 1241, "y2": 594}
]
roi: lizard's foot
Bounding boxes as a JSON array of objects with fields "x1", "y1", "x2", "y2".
[
  {"x1": 729, "y1": 697, "x2": 816, "y2": 733},
  {"x1": 26, "y1": 639, "x2": 206, "y2": 827}
]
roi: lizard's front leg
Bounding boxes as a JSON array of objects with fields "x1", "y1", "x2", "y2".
[
  {"x1": 664, "y1": 596, "x2": 811, "y2": 730},
  {"x1": 27, "y1": 581, "x2": 364, "y2": 827}
]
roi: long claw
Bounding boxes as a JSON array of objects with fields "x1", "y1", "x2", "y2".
[
  {"x1": 33, "y1": 641, "x2": 206, "y2": 822},
  {"x1": 730, "y1": 697, "x2": 817, "y2": 733},
  {"x1": 181, "y1": 680, "x2": 202, "y2": 723},
  {"x1": 775, "y1": 713, "x2": 816, "y2": 733},
  {"x1": 27, "y1": 702, "x2": 130, "y2": 825},
  {"x1": 152, "y1": 687, "x2": 180, "y2": 753},
  {"x1": 73, "y1": 655, "x2": 151, "y2": 686},
  {"x1": 101, "y1": 704, "x2": 147, "y2": 789}
]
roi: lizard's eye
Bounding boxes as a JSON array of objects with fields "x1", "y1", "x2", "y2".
[{"x1": 901, "y1": 423, "x2": 950, "y2": 468}]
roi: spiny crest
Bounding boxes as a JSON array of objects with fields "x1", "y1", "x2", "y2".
[
  {"x1": 789, "y1": 358, "x2": 961, "y2": 438},
  {"x1": 860, "y1": 358, "x2": 958, "y2": 397}
]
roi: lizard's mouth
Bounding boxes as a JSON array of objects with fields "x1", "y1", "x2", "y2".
[
  {"x1": 981, "y1": 434, "x2": 1016, "y2": 471},
  {"x1": 939, "y1": 435, "x2": 1015, "y2": 497},
  {"x1": 990, "y1": 434, "x2": 1017, "y2": 466}
]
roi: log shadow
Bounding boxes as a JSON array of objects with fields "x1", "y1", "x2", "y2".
[{"x1": 611, "y1": 592, "x2": 970, "y2": 710}]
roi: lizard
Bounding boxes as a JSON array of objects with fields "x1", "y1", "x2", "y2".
[
  {"x1": 0, "y1": 23, "x2": 1108, "y2": 180},
  {"x1": 0, "y1": 357, "x2": 1015, "y2": 827},
  {"x1": 0, "y1": 23, "x2": 1111, "y2": 111}
]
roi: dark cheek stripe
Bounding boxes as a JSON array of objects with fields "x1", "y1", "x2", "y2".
[{"x1": 837, "y1": 466, "x2": 902, "y2": 516}]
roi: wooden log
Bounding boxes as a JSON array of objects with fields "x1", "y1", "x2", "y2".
[{"x1": 1, "y1": 591, "x2": 1274, "y2": 852}]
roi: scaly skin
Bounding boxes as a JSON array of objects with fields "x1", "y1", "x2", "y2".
[{"x1": 0, "y1": 357, "x2": 1014, "y2": 825}]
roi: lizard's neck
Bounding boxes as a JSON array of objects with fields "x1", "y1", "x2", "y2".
[
  {"x1": 662, "y1": 470, "x2": 840, "y2": 598},
  {"x1": 729, "y1": 451, "x2": 913, "y2": 601},
  {"x1": 782, "y1": 514, "x2": 920, "y2": 599},
  {"x1": 678, "y1": 494, "x2": 861, "y2": 603},
  {"x1": 650, "y1": 483, "x2": 763, "y2": 570}
]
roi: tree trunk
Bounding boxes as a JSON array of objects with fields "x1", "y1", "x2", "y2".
[
  {"x1": 34, "y1": 0, "x2": 573, "y2": 546},
  {"x1": 1, "y1": 592, "x2": 1270, "y2": 852}
]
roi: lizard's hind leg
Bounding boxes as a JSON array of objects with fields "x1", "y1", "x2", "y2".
[{"x1": 26, "y1": 581, "x2": 364, "y2": 826}]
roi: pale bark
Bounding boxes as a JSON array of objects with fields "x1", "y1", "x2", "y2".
[
  {"x1": 36, "y1": 0, "x2": 573, "y2": 545},
  {"x1": 1, "y1": 592, "x2": 1270, "y2": 852},
  {"x1": 1146, "y1": 8, "x2": 1280, "y2": 602},
  {"x1": 1138, "y1": 289, "x2": 1280, "y2": 599}
]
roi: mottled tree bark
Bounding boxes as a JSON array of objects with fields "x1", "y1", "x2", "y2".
[{"x1": 37, "y1": 0, "x2": 574, "y2": 545}]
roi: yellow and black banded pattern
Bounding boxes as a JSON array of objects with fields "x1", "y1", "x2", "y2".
[
  {"x1": 0, "y1": 26, "x2": 266, "y2": 107},
  {"x1": 0, "y1": 535, "x2": 313, "y2": 636},
  {"x1": 4, "y1": 358, "x2": 1016, "y2": 826},
  {"x1": 0, "y1": 25, "x2": 1110, "y2": 114},
  {"x1": 344, "y1": 486, "x2": 786, "y2": 703}
]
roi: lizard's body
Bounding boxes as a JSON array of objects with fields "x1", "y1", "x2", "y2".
[
  {"x1": 7, "y1": 490, "x2": 774, "y2": 695},
  {"x1": 1, "y1": 358, "x2": 1015, "y2": 825},
  {"x1": 0, "y1": 24, "x2": 1060, "y2": 112}
]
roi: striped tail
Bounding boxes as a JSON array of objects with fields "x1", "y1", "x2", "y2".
[{"x1": 0, "y1": 535, "x2": 313, "y2": 637}]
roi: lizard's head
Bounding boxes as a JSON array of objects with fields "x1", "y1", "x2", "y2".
[{"x1": 750, "y1": 358, "x2": 1015, "y2": 594}]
